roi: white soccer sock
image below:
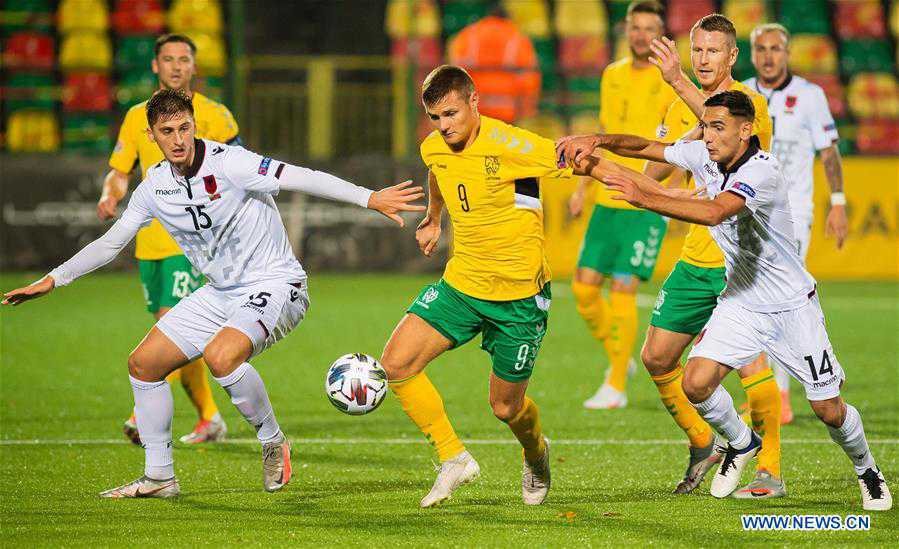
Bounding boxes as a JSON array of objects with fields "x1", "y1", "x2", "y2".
[
  {"x1": 130, "y1": 376, "x2": 174, "y2": 480},
  {"x1": 214, "y1": 363, "x2": 281, "y2": 444},
  {"x1": 827, "y1": 403, "x2": 876, "y2": 475},
  {"x1": 692, "y1": 385, "x2": 752, "y2": 450},
  {"x1": 772, "y1": 361, "x2": 791, "y2": 392}
]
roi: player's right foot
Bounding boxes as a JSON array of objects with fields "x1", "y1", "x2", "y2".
[
  {"x1": 673, "y1": 436, "x2": 722, "y2": 494},
  {"x1": 179, "y1": 414, "x2": 227, "y2": 444},
  {"x1": 99, "y1": 475, "x2": 179, "y2": 498},
  {"x1": 261, "y1": 432, "x2": 291, "y2": 492},
  {"x1": 710, "y1": 432, "x2": 762, "y2": 498},
  {"x1": 583, "y1": 382, "x2": 627, "y2": 410},
  {"x1": 122, "y1": 414, "x2": 141, "y2": 446},
  {"x1": 420, "y1": 451, "x2": 480, "y2": 508},
  {"x1": 522, "y1": 438, "x2": 551, "y2": 505},
  {"x1": 779, "y1": 390, "x2": 794, "y2": 425},
  {"x1": 858, "y1": 467, "x2": 892, "y2": 511},
  {"x1": 732, "y1": 469, "x2": 786, "y2": 499}
]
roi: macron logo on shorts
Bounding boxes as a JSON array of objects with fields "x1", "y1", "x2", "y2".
[
  {"x1": 258, "y1": 157, "x2": 273, "y2": 175},
  {"x1": 733, "y1": 182, "x2": 756, "y2": 198}
]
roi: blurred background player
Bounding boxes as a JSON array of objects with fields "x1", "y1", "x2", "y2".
[
  {"x1": 745, "y1": 23, "x2": 848, "y2": 425},
  {"x1": 447, "y1": 5, "x2": 539, "y2": 123},
  {"x1": 639, "y1": 14, "x2": 785, "y2": 498},
  {"x1": 97, "y1": 34, "x2": 239, "y2": 445},
  {"x1": 568, "y1": 0, "x2": 676, "y2": 410}
]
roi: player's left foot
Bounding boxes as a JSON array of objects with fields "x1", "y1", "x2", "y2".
[
  {"x1": 179, "y1": 414, "x2": 227, "y2": 444},
  {"x1": 122, "y1": 414, "x2": 141, "y2": 446},
  {"x1": 261, "y1": 432, "x2": 291, "y2": 492},
  {"x1": 710, "y1": 432, "x2": 762, "y2": 499},
  {"x1": 522, "y1": 438, "x2": 550, "y2": 505},
  {"x1": 583, "y1": 382, "x2": 627, "y2": 410},
  {"x1": 673, "y1": 436, "x2": 722, "y2": 494},
  {"x1": 858, "y1": 467, "x2": 892, "y2": 511},
  {"x1": 99, "y1": 475, "x2": 180, "y2": 498},
  {"x1": 779, "y1": 390, "x2": 793, "y2": 425},
  {"x1": 732, "y1": 469, "x2": 786, "y2": 499}
]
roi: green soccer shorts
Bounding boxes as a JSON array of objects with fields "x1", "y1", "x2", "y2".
[
  {"x1": 138, "y1": 255, "x2": 204, "y2": 314},
  {"x1": 650, "y1": 260, "x2": 726, "y2": 335},
  {"x1": 406, "y1": 279, "x2": 551, "y2": 383},
  {"x1": 577, "y1": 204, "x2": 668, "y2": 281}
]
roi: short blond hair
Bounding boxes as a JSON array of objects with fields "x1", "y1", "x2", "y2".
[{"x1": 750, "y1": 23, "x2": 790, "y2": 47}]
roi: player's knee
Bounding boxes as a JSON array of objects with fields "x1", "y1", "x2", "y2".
[
  {"x1": 128, "y1": 351, "x2": 157, "y2": 382},
  {"x1": 641, "y1": 343, "x2": 676, "y2": 377},
  {"x1": 203, "y1": 344, "x2": 242, "y2": 378},
  {"x1": 490, "y1": 399, "x2": 521, "y2": 423},
  {"x1": 681, "y1": 372, "x2": 712, "y2": 403},
  {"x1": 571, "y1": 279, "x2": 600, "y2": 310},
  {"x1": 379, "y1": 349, "x2": 416, "y2": 381},
  {"x1": 809, "y1": 397, "x2": 845, "y2": 428}
]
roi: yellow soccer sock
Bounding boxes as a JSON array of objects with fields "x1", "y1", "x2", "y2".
[
  {"x1": 651, "y1": 365, "x2": 713, "y2": 449},
  {"x1": 742, "y1": 367, "x2": 782, "y2": 478},
  {"x1": 389, "y1": 373, "x2": 465, "y2": 461},
  {"x1": 506, "y1": 397, "x2": 547, "y2": 464},
  {"x1": 179, "y1": 358, "x2": 220, "y2": 421},
  {"x1": 604, "y1": 291, "x2": 638, "y2": 392},
  {"x1": 571, "y1": 280, "x2": 611, "y2": 341}
]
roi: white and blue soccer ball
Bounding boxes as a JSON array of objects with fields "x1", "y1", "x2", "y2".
[{"x1": 325, "y1": 353, "x2": 388, "y2": 415}]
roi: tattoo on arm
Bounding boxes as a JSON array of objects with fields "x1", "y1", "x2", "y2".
[{"x1": 820, "y1": 145, "x2": 843, "y2": 193}]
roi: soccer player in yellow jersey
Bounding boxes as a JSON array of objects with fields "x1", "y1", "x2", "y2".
[
  {"x1": 379, "y1": 65, "x2": 645, "y2": 508},
  {"x1": 568, "y1": 0, "x2": 678, "y2": 410},
  {"x1": 97, "y1": 34, "x2": 238, "y2": 445},
  {"x1": 560, "y1": 14, "x2": 784, "y2": 498}
]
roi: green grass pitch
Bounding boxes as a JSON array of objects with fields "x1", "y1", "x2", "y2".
[{"x1": 1, "y1": 273, "x2": 897, "y2": 546}]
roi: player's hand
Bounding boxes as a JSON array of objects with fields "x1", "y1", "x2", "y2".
[
  {"x1": 415, "y1": 214, "x2": 442, "y2": 257},
  {"x1": 568, "y1": 188, "x2": 586, "y2": 217},
  {"x1": 367, "y1": 180, "x2": 425, "y2": 228},
  {"x1": 555, "y1": 135, "x2": 601, "y2": 167},
  {"x1": 825, "y1": 204, "x2": 848, "y2": 249},
  {"x1": 97, "y1": 195, "x2": 119, "y2": 220},
  {"x1": 649, "y1": 36, "x2": 683, "y2": 85},
  {"x1": 601, "y1": 173, "x2": 647, "y2": 208},
  {"x1": 2, "y1": 276, "x2": 55, "y2": 306}
]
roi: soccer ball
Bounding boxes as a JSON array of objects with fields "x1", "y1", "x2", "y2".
[{"x1": 325, "y1": 353, "x2": 389, "y2": 415}]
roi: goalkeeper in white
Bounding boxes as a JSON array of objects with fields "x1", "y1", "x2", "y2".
[{"x1": 2, "y1": 89, "x2": 424, "y2": 498}]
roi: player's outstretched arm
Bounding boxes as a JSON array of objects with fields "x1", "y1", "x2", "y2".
[
  {"x1": 2, "y1": 276, "x2": 55, "y2": 306},
  {"x1": 649, "y1": 37, "x2": 707, "y2": 121},
  {"x1": 366, "y1": 180, "x2": 426, "y2": 228},
  {"x1": 415, "y1": 171, "x2": 444, "y2": 257},
  {"x1": 601, "y1": 172, "x2": 742, "y2": 225},
  {"x1": 557, "y1": 134, "x2": 670, "y2": 167}
]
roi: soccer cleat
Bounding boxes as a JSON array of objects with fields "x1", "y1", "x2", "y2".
[
  {"x1": 710, "y1": 432, "x2": 762, "y2": 498},
  {"x1": 179, "y1": 414, "x2": 227, "y2": 444},
  {"x1": 858, "y1": 467, "x2": 892, "y2": 511},
  {"x1": 261, "y1": 433, "x2": 292, "y2": 492},
  {"x1": 583, "y1": 382, "x2": 627, "y2": 409},
  {"x1": 779, "y1": 390, "x2": 794, "y2": 425},
  {"x1": 122, "y1": 414, "x2": 141, "y2": 446},
  {"x1": 673, "y1": 436, "x2": 723, "y2": 494},
  {"x1": 732, "y1": 469, "x2": 787, "y2": 499},
  {"x1": 99, "y1": 475, "x2": 179, "y2": 498},
  {"x1": 420, "y1": 451, "x2": 480, "y2": 508},
  {"x1": 522, "y1": 438, "x2": 551, "y2": 505}
]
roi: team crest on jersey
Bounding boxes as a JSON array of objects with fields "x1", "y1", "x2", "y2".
[
  {"x1": 415, "y1": 287, "x2": 439, "y2": 309},
  {"x1": 485, "y1": 156, "x2": 500, "y2": 179},
  {"x1": 203, "y1": 175, "x2": 221, "y2": 201},
  {"x1": 785, "y1": 95, "x2": 797, "y2": 113},
  {"x1": 258, "y1": 157, "x2": 273, "y2": 175}
]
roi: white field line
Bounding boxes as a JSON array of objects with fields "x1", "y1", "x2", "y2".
[{"x1": 0, "y1": 437, "x2": 897, "y2": 447}]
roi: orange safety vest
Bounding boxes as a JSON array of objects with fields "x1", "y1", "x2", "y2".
[{"x1": 447, "y1": 16, "x2": 540, "y2": 123}]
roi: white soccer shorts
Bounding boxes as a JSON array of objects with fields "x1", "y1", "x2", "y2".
[
  {"x1": 156, "y1": 279, "x2": 309, "y2": 360},
  {"x1": 688, "y1": 294, "x2": 844, "y2": 401},
  {"x1": 794, "y1": 214, "x2": 813, "y2": 262}
]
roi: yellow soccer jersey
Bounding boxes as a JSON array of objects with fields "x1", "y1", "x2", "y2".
[
  {"x1": 658, "y1": 80, "x2": 772, "y2": 268},
  {"x1": 596, "y1": 58, "x2": 678, "y2": 210},
  {"x1": 109, "y1": 91, "x2": 239, "y2": 260},
  {"x1": 421, "y1": 116, "x2": 574, "y2": 301}
]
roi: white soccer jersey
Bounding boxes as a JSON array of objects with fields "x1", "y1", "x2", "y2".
[
  {"x1": 743, "y1": 74, "x2": 839, "y2": 219},
  {"x1": 663, "y1": 138, "x2": 817, "y2": 312},
  {"x1": 49, "y1": 138, "x2": 373, "y2": 289}
]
